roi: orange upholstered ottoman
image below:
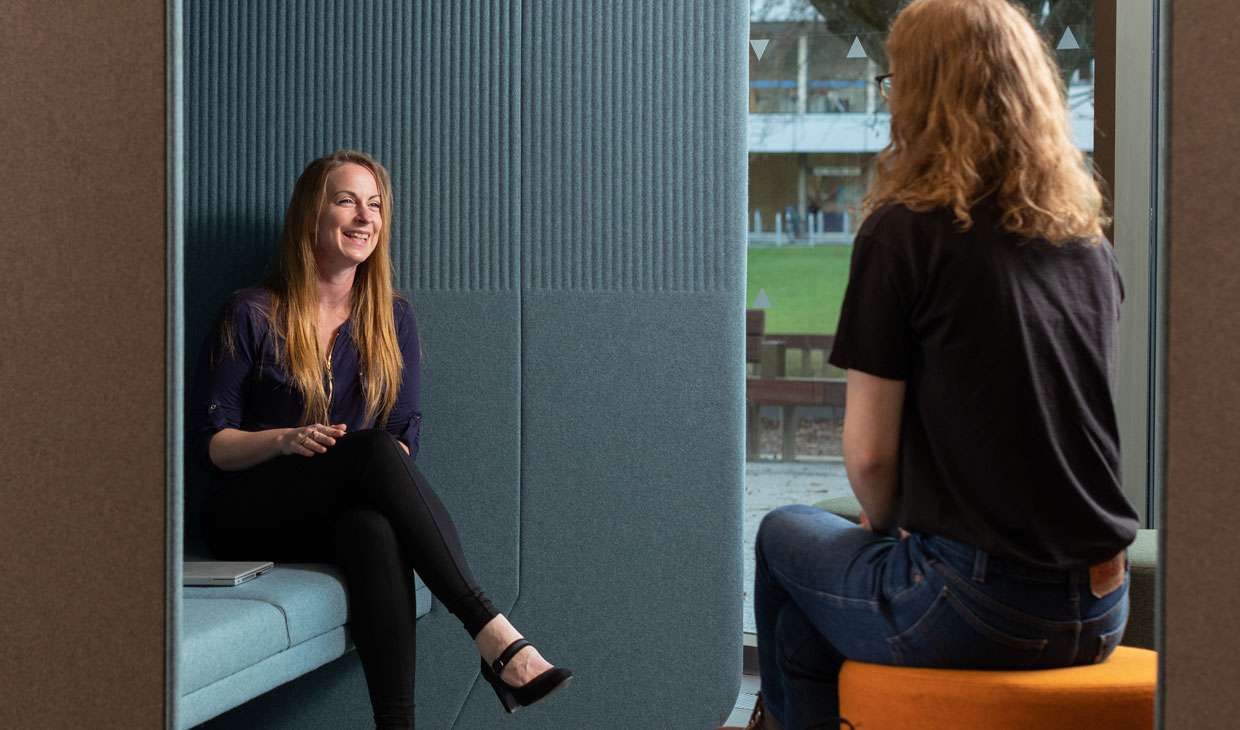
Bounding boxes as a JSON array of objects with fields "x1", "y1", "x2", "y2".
[{"x1": 837, "y1": 646, "x2": 1157, "y2": 730}]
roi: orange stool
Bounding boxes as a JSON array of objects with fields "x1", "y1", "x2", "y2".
[{"x1": 837, "y1": 646, "x2": 1156, "y2": 730}]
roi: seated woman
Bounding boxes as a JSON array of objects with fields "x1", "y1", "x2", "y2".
[
  {"x1": 721, "y1": 1, "x2": 1139, "y2": 729},
  {"x1": 187, "y1": 149, "x2": 571, "y2": 730}
]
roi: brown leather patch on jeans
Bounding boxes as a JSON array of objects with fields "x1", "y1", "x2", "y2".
[{"x1": 1089, "y1": 552, "x2": 1126, "y2": 598}]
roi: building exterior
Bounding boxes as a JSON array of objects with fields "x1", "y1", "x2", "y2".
[{"x1": 748, "y1": 3, "x2": 1096, "y2": 244}]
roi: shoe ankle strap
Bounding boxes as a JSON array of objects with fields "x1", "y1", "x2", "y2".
[{"x1": 491, "y1": 638, "x2": 531, "y2": 676}]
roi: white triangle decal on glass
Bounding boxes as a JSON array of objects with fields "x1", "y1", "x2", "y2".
[
  {"x1": 753, "y1": 288, "x2": 772, "y2": 309},
  {"x1": 750, "y1": 39, "x2": 770, "y2": 60},
  {"x1": 846, "y1": 37, "x2": 867, "y2": 59},
  {"x1": 1057, "y1": 27, "x2": 1080, "y2": 50}
]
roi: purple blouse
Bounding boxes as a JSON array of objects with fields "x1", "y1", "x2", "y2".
[{"x1": 187, "y1": 287, "x2": 422, "y2": 476}]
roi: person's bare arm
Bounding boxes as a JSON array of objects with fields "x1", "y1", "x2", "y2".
[
  {"x1": 208, "y1": 423, "x2": 348, "y2": 471},
  {"x1": 842, "y1": 369, "x2": 906, "y2": 534}
]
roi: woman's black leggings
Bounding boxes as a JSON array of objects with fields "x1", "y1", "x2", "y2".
[{"x1": 201, "y1": 428, "x2": 499, "y2": 730}]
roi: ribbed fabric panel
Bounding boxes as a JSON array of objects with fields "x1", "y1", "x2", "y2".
[
  {"x1": 185, "y1": 0, "x2": 519, "y2": 294},
  {"x1": 522, "y1": 0, "x2": 747, "y2": 292}
]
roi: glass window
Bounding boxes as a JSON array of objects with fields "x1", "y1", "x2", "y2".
[{"x1": 744, "y1": 0, "x2": 1108, "y2": 638}]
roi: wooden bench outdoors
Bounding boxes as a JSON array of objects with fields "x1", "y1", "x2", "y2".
[{"x1": 746, "y1": 310, "x2": 846, "y2": 461}]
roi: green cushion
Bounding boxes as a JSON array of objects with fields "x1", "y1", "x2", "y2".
[
  {"x1": 814, "y1": 495, "x2": 863, "y2": 524},
  {"x1": 1125, "y1": 529, "x2": 1158, "y2": 650}
]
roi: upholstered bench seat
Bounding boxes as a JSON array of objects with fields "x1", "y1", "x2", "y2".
[
  {"x1": 811, "y1": 496, "x2": 1159, "y2": 649},
  {"x1": 182, "y1": 599, "x2": 291, "y2": 696},
  {"x1": 180, "y1": 564, "x2": 430, "y2": 729}
]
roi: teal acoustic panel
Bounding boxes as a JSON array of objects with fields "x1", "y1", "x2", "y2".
[
  {"x1": 185, "y1": 0, "x2": 519, "y2": 312},
  {"x1": 497, "y1": 294, "x2": 746, "y2": 730},
  {"x1": 521, "y1": 0, "x2": 744, "y2": 292},
  {"x1": 474, "y1": 1, "x2": 748, "y2": 728}
]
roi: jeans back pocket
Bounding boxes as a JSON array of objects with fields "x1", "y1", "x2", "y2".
[
  {"x1": 888, "y1": 586, "x2": 1049, "y2": 669},
  {"x1": 1093, "y1": 624, "x2": 1126, "y2": 664}
]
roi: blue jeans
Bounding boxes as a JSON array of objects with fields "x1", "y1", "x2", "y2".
[{"x1": 755, "y1": 505, "x2": 1130, "y2": 730}]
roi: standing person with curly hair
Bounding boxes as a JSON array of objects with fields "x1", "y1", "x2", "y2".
[
  {"x1": 188, "y1": 150, "x2": 572, "y2": 729},
  {"x1": 720, "y1": 2, "x2": 1137, "y2": 728}
]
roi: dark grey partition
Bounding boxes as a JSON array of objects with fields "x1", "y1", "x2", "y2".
[{"x1": 183, "y1": 1, "x2": 744, "y2": 727}]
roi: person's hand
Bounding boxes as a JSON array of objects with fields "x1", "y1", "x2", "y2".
[{"x1": 281, "y1": 423, "x2": 347, "y2": 456}]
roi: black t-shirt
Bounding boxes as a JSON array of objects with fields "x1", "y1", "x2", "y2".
[{"x1": 829, "y1": 202, "x2": 1139, "y2": 569}]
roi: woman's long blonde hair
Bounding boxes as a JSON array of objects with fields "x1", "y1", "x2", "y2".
[
  {"x1": 262, "y1": 149, "x2": 404, "y2": 427},
  {"x1": 863, "y1": 0, "x2": 1108, "y2": 244}
]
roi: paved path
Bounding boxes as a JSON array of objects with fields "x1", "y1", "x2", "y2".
[{"x1": 743, "y1": 460, "x2": 853, "y2": 634}]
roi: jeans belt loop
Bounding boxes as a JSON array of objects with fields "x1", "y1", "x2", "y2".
[{"x1": 972, "y1": 549, "x2": 988, "y2": 583}]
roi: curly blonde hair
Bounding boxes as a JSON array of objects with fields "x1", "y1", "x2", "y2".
[{"x1": 863, "y1": 0, "x2": 1108, "y2": 244}]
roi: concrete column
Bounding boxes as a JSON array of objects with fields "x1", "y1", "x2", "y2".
[
  {"x1": 866, "y1": 58, "x2": 878, "y2": 114},
  {"x1": 797, "y1": 153, "x2": 809, "y2": 236},
  {"x1": 797, "y1": 33, "x2": 809, "y2": 116}
]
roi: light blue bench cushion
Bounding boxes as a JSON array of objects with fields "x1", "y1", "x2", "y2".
[
  {"x1": 184, "y1": 565, "x2": 352, "y2": 647},
  {"x1": 181, "y1": 599, "x2": 289, "y2": 695},
  {"x1": 182, "y1": 628, "x2": 351, "y2": 729},
  {"x1": 181, "y1": 563, "x2": 431, "y2": 725}
]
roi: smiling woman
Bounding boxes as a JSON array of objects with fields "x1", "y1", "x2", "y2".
[
  {"x1": 186, "y1": 150, "x2": 573, "y2": 730},
  {"x1": 316, "y1": 163, "x2": 384, "y2": 273},
  {"x1": 237, "y1": 151, "x2": 404, "y2": 437}
]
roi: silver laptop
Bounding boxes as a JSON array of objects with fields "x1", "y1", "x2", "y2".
[{"x1": 183, "y1": 560, "x2": 274, "y2": 587}]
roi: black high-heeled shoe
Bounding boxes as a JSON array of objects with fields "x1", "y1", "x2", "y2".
[{"x1": 479, "y1": 638, "x2": 573, "y2": 714}]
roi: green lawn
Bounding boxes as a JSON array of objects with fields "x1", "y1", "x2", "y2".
[{"x1": 746, "y1": 245, "x2": 853, "y2": 334}]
